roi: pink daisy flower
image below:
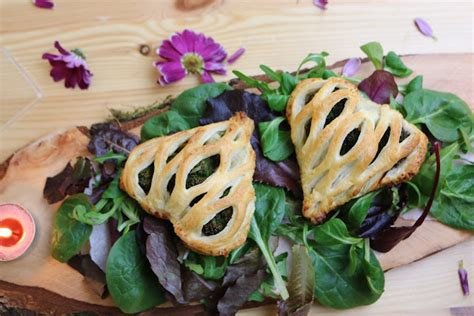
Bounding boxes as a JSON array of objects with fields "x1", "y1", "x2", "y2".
[
  {"x1": 154, "y1": 29, "x2": 243, "y2": 85},
  {"x1": 42, "y1": 41, "x2": 93, "y2": 90}
]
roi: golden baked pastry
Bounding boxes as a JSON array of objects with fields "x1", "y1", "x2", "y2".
[
  {"x1": 121, "y1": 113, "x2": 256, "y2": 256},
  {"x1": 287, "y1": 78, "x2": 428, "y2": 223}
]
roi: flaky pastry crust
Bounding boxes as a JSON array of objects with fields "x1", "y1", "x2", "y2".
[
  {"x1": 287, "y1": 78, "x2": 428, "y2": 223},
  {"x1": 121, "y1": 113, "x2": 256, "y2": 256}
]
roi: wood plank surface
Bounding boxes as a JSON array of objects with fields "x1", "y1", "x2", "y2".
[{"x1": 1, "y1": 0, "x2": 473, "y2": 314}]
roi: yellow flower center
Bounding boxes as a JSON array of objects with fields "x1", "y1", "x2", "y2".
[{"x1": 181, "y1": 53, "x2": 204, "y2": 74}]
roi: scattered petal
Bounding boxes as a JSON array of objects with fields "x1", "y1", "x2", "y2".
[
  {"x1": 228, "y1": 48, "x2": 245, "y2": 64},
  {"x1": 313, "y1": 0, "x2": 328, "y2": 10},
  {"x1": 33, "y1": 0, "x2": 54, "y2": 9},
  {"x1": 458, "y1": 260, "x2": 470, "y2": 296},
  {"x1": 414, "y1": 18, "x2": 435, "y2": 39},
  {"x1": 42, "y1": 41, "x2": 93, "y2": 89},
  {"x1": 341, "y1": 58, "x2": 361, "y2": 77}
]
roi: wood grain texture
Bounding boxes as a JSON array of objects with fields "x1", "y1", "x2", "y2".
[
  {"x1": 0, "y1": 0, "x2": 473, "y2": 314},
  {"x1": 1, "y1": 0, "x2": 473, "y2": 161},
  {"x1": 1, "y1": 53, "x2": 473, "y2": 314}
]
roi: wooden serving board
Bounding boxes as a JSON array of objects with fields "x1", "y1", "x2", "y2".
[{"x1": 0, "y1": 54, "x2": 472, "y2": 314}]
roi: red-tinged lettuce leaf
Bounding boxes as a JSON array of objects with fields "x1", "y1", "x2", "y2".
[
  {"x1": 68, "y1": 254, "x2": 107, "y2": 298},
  {"x1": 182, "y1": 268, "x2": 219, "y2": 302},
  {"x1": 200, "y1": 90, "x2": 301, "y2": 195},
  {"x1": 43, "y1": 157, "x2": 94, "y2": 204},
  {"x1": 222, "y1": 247, "x2": 266, "y2": 287},
  {"x1": 143, "y1": 216, "x2": 186, "y2": 304},
  {"x1": 358, "y1": 70, "x2": 398, "y2": 104},
  {"x1": 357, "y1": 185, "x2": 408, "y2": 238},
  {"x1": 217, "y1": 269, "x2": 267, "y2": 316},
  {"x1": 278, "y1": 245, "x2": 314, "y2": 316},
  {"x1": 87, "y1": 123, "x2": 139, "y2": 157},
  {"x1": 370, "y1": 143, "x2": 441, "y2": 252}
]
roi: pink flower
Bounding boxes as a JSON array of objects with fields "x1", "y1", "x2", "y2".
[
  {"x1": 33, "y1": 0, "x2": 54, "y2": 9},
  {"x1": 42, "y1": 41, "x2": 93, "y2": 89},
  {"x1": 155, "y1": 30, "x2": 242, "y2": 85},
  {"x1": 228, "y1": 48, "x2": 245, "y2": 64},
  {"x1": 313, "y1": 0, "x2": 328, "y2": 10}
]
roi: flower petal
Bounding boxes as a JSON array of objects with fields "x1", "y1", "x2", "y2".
[
  {"x1": 157, "y1": 39, "x2": 182, "y2": 61},
  {"x1": 156, "y1": 61, "x2": 187, "y2": 85},
  {"x1": 414, "y1": 18, "x2": 435, "y2": 38},
  {"x1": 227, "y1": 48, "x2": 245, "y2": 64},
  {"x1": 201, "y1": 71, "x2": 215, "y2": 83},
  {"x1": 341, "y1": 57, "x2": 361, "y2": 77},
  {"x1": 313, "y1": 0, "x2": 328, "y2": 10},
  {"x1": 170, "y1": 32, "x2": 191, "y2": 55},
  {"x1": 33, "y1": 0, "x2": 54, "y2": 9},
  {"x1": 204, "y1": 62, "x2": 226, "y2": 75},
  {"x1": 54, "y1": 41, "x2": 70, "y2": 56}
]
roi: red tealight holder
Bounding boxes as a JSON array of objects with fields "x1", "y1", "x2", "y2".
[{"x1": 0, "y1": 203, "x2": 35, "y2": 261}]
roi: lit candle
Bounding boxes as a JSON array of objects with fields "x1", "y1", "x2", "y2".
[{"x1": 0, "y1": 203, "x2": 35, "y2": 261}]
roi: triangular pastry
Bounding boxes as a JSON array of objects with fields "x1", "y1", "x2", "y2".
[
  {"x1": 121, "y1": 113, "x2": 256, "y2": 256},
  {"x1": 287, "y1": 78, "x2": 428, "y2": 223}
]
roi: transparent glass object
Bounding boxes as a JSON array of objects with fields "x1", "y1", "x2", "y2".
[{"x1": 0, "y1": 48, "x2": 42, "y2": 132}]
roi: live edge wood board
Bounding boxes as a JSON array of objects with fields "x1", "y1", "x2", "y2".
[{"x1": 0, "y1": 54, "x2": 473, "y2": 314}]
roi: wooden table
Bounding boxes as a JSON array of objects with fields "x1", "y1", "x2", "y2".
[{"x1": 1, "y1": 0, "x2": 473, "y2": 314}]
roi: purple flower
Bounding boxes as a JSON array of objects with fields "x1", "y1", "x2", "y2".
[
  {"x1": 228, "y1": 48, "x2": 245, "y2": 64},
  {"x1": 342, "y1": 58, "x2": 361, "y2": 77},
  {"x1": 33, "y1": 0, "x2": 54, "y2": 9},
  {"x1": 313, "y1": 0, "x2": 328, "y2": 10},
  {"x1": 458, "y1": 260, "x2": 470, "y2": 296},
  {"x1": 414, "y1": 18, "x2": 436, "y2": 39},
  {"x1": 42, "y1": 41, "x2": 93, "y2": 90},
  {"x1": 154, "y1": 29, "x2": 229, "y2": 85}
]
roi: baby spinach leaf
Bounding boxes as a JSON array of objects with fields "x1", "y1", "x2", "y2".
[
  {"x1": 140, "y1": 111, "x2": 191, "y2": 141},
  {"x1": 171, "y1": 83, "x2": 232, "y2": 126},
  {"x1": 309, "y1": 239, "x2": 384, "y2": 309},
  {"x1": 430, "y1": 164, "x2": 474, "y2": 230},
  {"x1": 360, "y1": 42, "x2": 384, "y2": 70},
  {"x1": 279, "y1": 245, "x2": 315, "y2": 316},
  {"x1": 411, "y1": 142, "x2": 459, "y2": 197},
  {"x1": 249, "y1": 183, "x2": 289, "y2": 300},
  {"x1": 258, "y1": 117, "x2": 295, "y2": 161},
  {"x1": 405, "y1": 75, "x2": 423, "y2": 95},
  {"x1": 51, "y1": 194, "x2": 93, "y2": 262},
  {"x1": 384, "y1": 51, "x2": 413, "y2": 78},
  {"x1": 106, "y1": 232, "x2": 165, "y2": 313},
  {"x1": 403, "y1": 89, "x2": 473, "y2": 142},
  {"x1": 263, "y1": 94, "x2": 289, "y2": 111},
  {"x1": 313, "y1": 218, "x2": 362, "y2": 246},
  {"x1": 141, "y1": 83, "x2": 231, "y2": 140},
  {"x1": 342, "y1": 192, "x2": 378, "y2": 230}
]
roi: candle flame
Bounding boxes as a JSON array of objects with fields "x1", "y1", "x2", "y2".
[{"x1": 0, "y1": 227, "x2": 13, "y2": 238}]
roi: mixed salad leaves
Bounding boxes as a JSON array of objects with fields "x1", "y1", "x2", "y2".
[{"x1": 43, "y1": 41, "x2": 474, "y2": 315}]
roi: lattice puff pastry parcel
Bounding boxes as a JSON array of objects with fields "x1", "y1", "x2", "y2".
[
  {"x1": 287, "y1": 78, "x2": 428, "y2": 223},
  {"x1": 121, "y1": 113, "x2": 256, "y2": 256}
]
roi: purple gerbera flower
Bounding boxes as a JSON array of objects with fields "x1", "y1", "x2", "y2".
[
  {"x1": 42, "y1": 41, "x2": 93, "y2": 89},
  {"x1": 154, "y1": 29, "x2": 232, "y2": 85}
]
